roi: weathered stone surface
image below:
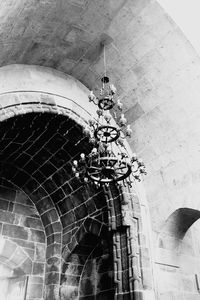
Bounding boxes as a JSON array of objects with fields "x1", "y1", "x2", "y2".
[
  {"x1": 45, "y1": 272, "x2": 60, "y2": 284},
  {"x1": 21, "y1": 216, "x2": 43, "y2": 230},
  {"x1": 35, "y1": 243, "x2": 46, "y2": 262},
  {"x1": 29, "y1": 228, "x2": 46, "y2": 243},
  {"x1": 33, "y1": 262, "x2": 45, "y2": 275},
  {"x1": 3, "y1": 224, "x2": 28, "y2": 240},
  {"x1": 27, "y1": 283, "x2": 43, "y2": 298},
  {"x1": 0, "y1": 209, "x2": 15, "y2": 224},
  {"x1": 0, "y1": 199, "x2": 9, "y2": 211}
]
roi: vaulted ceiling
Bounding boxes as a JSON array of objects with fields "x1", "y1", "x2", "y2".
[
  {"x1": 0, "y1": 0, "x2": 158, "y2": 108},
  {"x1": 0, "y1": 0, "x2": 127, "y2": 82},
  {"x1": 1, "y1": 0, "x2": 200, "y2": 232}
]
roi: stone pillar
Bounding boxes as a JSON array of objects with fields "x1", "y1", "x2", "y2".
[{"x1": 105, "y1": 182, "x2": 156, "y2": 300}]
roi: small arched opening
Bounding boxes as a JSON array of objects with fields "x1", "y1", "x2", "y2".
[{"x1": 156, "y1": 208, "x2": 200, "y2": 299}]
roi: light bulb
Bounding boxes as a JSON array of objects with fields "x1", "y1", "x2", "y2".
[
  {"x1": 96, "y1": 109, "x2": 103, "y2": 117},
  {"x1": 89, "y1": 137, "x2": 96, "y2": 144},
  {"x1": 117, "y1": 99, "x2": 123, "y2": 110},
  {"x1": 72, "y1": 167, "x2": 76, "y2": 173},
  {"x1": 83, "y1": 127, "x2": 91, "y2": 137},
  {"x1": 80, "y1": 153, "x2": 85, "y2": 160},
  {"x1": 110, "y1": 84, "x2": 117, "y2": 95},
  {"x1": 91, "y1": 147, "x2": 97, "y2": 154},
  {"x1": 88, "y1": 90, "x2": 96, "y2": 102},
  {"x1": 73, "y1": 160, "x2": 78, "y2": 167},
  {"x1": 104, "y1": 112, "x2": 111, "y2": 123},
  {"x1": 131, "y1": 153, "x2": 137, "y2": 162},
  {"x1": 126, "y1": 124, "x2": 132, "y2": 137},
  {"x1": 89, "y1": 119, "x2": 96, "y2": 126},
  {"x1": 138, "y1": 159, "x2": 144, "y2": 167},
  {"x1": 119, "y1": 114, "x2": 127, "y2": 126}
]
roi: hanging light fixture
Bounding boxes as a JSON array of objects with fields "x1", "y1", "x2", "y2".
[{"x1": 72, "y1": 45, "x2": 146, "y2": 187}]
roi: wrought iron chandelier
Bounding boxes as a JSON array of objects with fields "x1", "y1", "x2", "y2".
[{"x1": 72, "y1": 46, "x2": 146, "y2": 187}]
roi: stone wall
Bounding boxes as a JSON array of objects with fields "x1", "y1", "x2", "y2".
[{"x1": 0, "y1": 179, "x2": 46, "y2": 300}]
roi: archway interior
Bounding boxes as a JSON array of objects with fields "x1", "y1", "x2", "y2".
[
  {"x1": 0, "y1": 111, "x2": 114, "y2": 299},
  {"x1": 61, "y1": 232, "x2": 114, "y2": 300}
]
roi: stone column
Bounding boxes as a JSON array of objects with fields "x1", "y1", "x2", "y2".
[{"x1": 104, "y1": 182, "x2": 156, "y2": 300}]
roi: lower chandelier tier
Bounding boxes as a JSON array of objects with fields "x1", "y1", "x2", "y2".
[
  {"x1": 87, "y1": 157, "x2": 132, "y2": 183},
  {"x1": 71, "y1": 72, "x2": 146, "y2": 187}
]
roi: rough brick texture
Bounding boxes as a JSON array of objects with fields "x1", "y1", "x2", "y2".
[{"x1": 0, "y1": 181, "x2": 46, "y2": 300}]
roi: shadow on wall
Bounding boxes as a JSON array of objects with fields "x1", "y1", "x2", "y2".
[
  {"x1": 160, "y1": 208, "x2": 200, "y2": 241},
  {"x1": 60, "y1": 233, "x2": 114, "y2": 300}
]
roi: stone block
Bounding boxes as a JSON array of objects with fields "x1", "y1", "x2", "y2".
[
  {"x1": 140, "y1": 247, "x2": 150, "y2": 269},
  {"x1": 74, "y1": 204, "x2": 87, "y2": 219},
  {"x1": 0, "y1": 239, "x2": 17, "y2": 259},
  {"x1": 85, "y1": 198, "x2": 96, "y2": 214},
  {"x1": 59, "y1": 284, "x2": 78, "y2": 300},
  {"x1": 15, "y1": 190, "x2": 33, "y2": 206},
  {"x1": 13, "y1": 203, "x2": 38, "y2": 217},
  {"x1": 12, "y1": 246, "x2": 29, "y2": 266},
  {"x1": 10, "y1": 238, "x2": 35, "y2": 249},
  {"x1": 61, "y1": 211, "x2": 75, "y2": 228},
  {"x1": 29, "y1": 228, "x2": 46, "y2": 243},
  {"x1": 71, "y1": 189, "x2": 85, "y2": 206},
  {"x1": 33, "y1": 262, "x2": 45, "y2": 275},
  {"x1": 97, "y1": 272, "x2": 113, "y2": 292},
  {"x1": 0, "y1": 186, "x2": 16, "y2": 201},
  {"x1": 47, "y1": 232, "x2": 62, "y2": 245},
  {"x1": 51, "y1": 188, "x2": 65, "y2": 204},
  {"x1": 0, "y1": 209, "x2": 15, "y2": 224},
  {"x1": 2, "y1": 224, "x2": 28, "y2": 240},
  {"x1": 28, "y1": 275, "x2": 44, "y2": 284},
  {"x1": 23, "y1": 248, "x2": 35, "y2": 260},
  {"x1": 15, "y1": 257, "x2": 33, "y2": 275},
  {"x1": 46, "y1": 243, "x2": 62, "y2": 259},
  {"x1": 27, "y1": 283, "x2": 43, "y2": 298},
  {"x1": 35, "y1": 243, "x2": 46, "y2": 262},
  {"x1": 79, "y1": 278, "x2": 94, "y2": 296},
  {"x1": 47, "y1": 256, "x2": 61, "y2": 273},
  {"x1": 95, "y1": 290, "x2": 115, "y2": 300},
  {"x1": 93, "y1": 192, "x2": 106, "y2": 209},
  {"x1": 0, "y1": 198, "x2": 9, "y2": 211},
  {"x1": 21, "y1": 216, "x2": 43, "y2": 230},
  {"x1": 45, "y1": 271, "x2": 60, "y2": 284},
  {"x1": 141, "y1": 267, "x2": 153, "y2": 290},
  {"x1": 125, "y1": 103, "x2": 144, "y2": 124}
]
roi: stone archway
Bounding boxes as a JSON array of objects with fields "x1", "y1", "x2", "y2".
[{"x1": 0, "y1": 64, "x2": 154, "y2": 300}]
